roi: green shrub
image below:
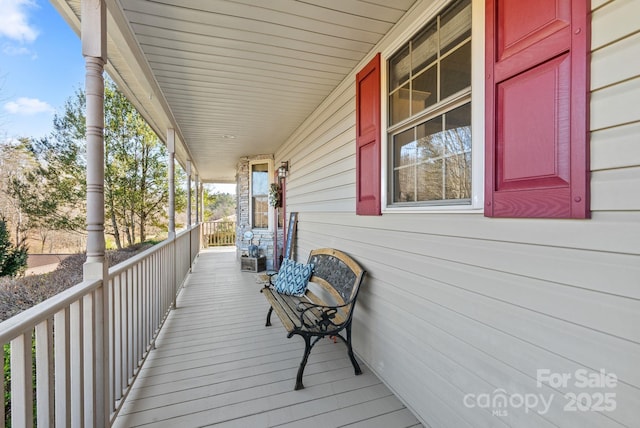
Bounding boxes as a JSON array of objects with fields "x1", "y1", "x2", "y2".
[{"x1": 0, "y1": 219, "x2": 28, "y2": 278}]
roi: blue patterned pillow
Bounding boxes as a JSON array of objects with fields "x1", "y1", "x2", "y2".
[{"x1": 275, "y1": 259, "x2": 314, "y2": 296}]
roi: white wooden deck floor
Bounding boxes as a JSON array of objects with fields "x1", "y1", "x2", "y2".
[{"x1": 113, "y1": 247, "x2": 423, "y2": 428}]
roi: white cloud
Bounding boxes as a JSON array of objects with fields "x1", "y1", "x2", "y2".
[
  {"x1": 0, "y1": 0, "x2": 39, "y2": 43},
  {"x1": 4, "y1": 97, "x2": 54, "y2": 115},
  {"x1": 2, "y1": 43, "x2": 36, "y2": 57}
]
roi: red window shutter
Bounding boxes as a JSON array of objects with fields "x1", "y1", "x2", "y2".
[
  {"x1": 356, "y1": 53, "x2": 382, "y2": 216},
  {"x1": 485, "y1": 0, "x2": 589, "y2": 218}
]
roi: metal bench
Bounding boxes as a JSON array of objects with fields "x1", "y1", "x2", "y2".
[{"x1": 260, "y1": 248, "x2": 366, "y2": 390}]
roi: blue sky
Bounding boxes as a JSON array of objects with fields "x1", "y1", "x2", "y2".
[{"x1": 0, "y1": 0, "x2": 84, "y2": 141}]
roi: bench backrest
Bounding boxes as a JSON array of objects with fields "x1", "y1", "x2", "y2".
[{"x1": 307, "y1": 248, "x2": 366, "y2": 308}]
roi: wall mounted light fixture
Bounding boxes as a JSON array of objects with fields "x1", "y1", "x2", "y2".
[{"x1": 278, "y1": 161, "x2": 289, "y2": 179}]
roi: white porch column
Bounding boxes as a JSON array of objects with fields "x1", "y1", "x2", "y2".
[
  {"x1": 195, "y1": 174, "x2": 200, "y2": 223},
  {"x1": 167, "y1": 129, "x2": 176, "y2": 239},
  {"x1": 81, "y1": 0, "x2": 108, "y2": 426},
  {"x1": 199, "y1": 181, "x2": 204, "y2": 222},
  {"x1": 83, "y1": 2, "x2": 106, "y2": 280},
  {"x1": 186, "y1": 160, "x2": 192, "y2": 229}
]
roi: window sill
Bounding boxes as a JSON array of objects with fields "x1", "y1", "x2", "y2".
[{"x1": 382, "y1": 205, "x2": 484, "y2": 215}]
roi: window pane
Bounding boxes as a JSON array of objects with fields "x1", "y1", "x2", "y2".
[
  {"x1": 252, "y1": 163, "x2": 268, "y2": 196},
  {"x1": 445, "y1": 153, "x2": 471, "y2": 199},
  {"x1": 444, "y1": 103, "x2": 472, "y2": 154},
  {"x1": 394, "y1": 128, "x2": 416, "y2": 168},
  {"x1": 443, "y1": 103, "x2": 471, "y2": 200},
  {"x1": 441, "y1": 41, "x2": 471, "y2": 100},
  {"x1": 252, "y1": 196, "x2": 268, "y2": 228},
  {"x1": 416, "y1": 115, "x2": 445, "y2": 201},
  {"x1": 412, "y1": 65, "x2": 437, "y2": 114},
  {"x1": 440, "y1": 0, "x2": 471, "y2": 54},
  {"x1": 416, "y1": 116, "x2": 444, "y2": 161},
  {"x1": 416, "y1": 159, "x2": 444, "y2": 201},
  {"x1": 389, "y1": 83, "x2": 411, "y2": 125},
  {"x1": 394, "y1": 166, "x2": 415, "y2": 202},
  {"x1": 389, "y1": 46, "x2": 410, "y2": 90},
  {"x1": 412, "y1": 23, "x2": 437, "y2": 74}
]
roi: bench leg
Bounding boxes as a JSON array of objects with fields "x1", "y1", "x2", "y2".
[
  {"x1": 295, "y1": 335, "x2": 315, "y2": 390},
  {"x1": 265, "y1": 307, "x2": 274, "y2": 327},
  {"x1": 346, "y1": 324, "x2": 362, "y2": 376}
]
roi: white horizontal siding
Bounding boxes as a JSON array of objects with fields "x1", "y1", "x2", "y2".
[
  {"x1": 276, "y1": 0, "x2": 640, "y2": 427},
  {"x1": 590, "y1": 0, "x2": 611, "y2": 11},
  {"x1": 591, "y1": 0, "x2": 640, "y2": 50},
  {"x1": 296, "y1": 218, "x2": 640, "y2": 428},
  {"x1": 591, "y1": 122, "x2": 640, "y2": 171},
  {"x1": 354, "y1": 288, "x2": 631, "y2": 428},
  {"x1": 591, "y1": 77, "x2": 640, "y2": 131},
  {"x1": 591, "y1": 31, "x2": 640, "y2": 91},
  {"x1": 591, "y1": 167, "x2": 640, "y2": 211}
]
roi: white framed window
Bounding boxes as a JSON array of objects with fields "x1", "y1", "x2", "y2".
[
  {"x1": 382, "y1": 0, "x2": 484, "y2": 212},
  {"x1": 249, "y1": 160, "x2": 273, "y2": 229}
]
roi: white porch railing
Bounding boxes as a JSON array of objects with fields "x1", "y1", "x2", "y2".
[
  {"x1": 0, "y1": 224, "x2": 201, "y2": 427},
  {"x1": 202, "y1": 221, "x2": 236, "y2": 247}
]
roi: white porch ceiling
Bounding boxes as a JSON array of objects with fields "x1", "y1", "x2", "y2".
[{"x1": 51, "y1": 0, "x2": 418, "y2": 182}]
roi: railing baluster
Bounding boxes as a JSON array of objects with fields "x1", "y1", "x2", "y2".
[
  {"x1": 113, "y1": 275, "x2": 122, "y2": 401},
  {"x1": 160, "y1": 253, "x2": 166, "y2": 316},
  {"x1": 123, "y1": 266, "x2": 137, "y2": 385},
  {"x1": 143, "y1": 257, "x2": 149, "y2": 353},
  {"x1": 141, "y1": 258, "x2": 146, "y2": 357},
  {"x1": 140, "y1": 257, "x2": 146, "y2": 359},
  {"x1": 70, "y1": 299, "x2": 84, "y2": 426},
  {"x1": 55, "y1": 308, "x2": 71, "y2": 427},
  {"x1": 10, "y1": 331, "x2": 33, "y2": 427},
  {"x1": 132, "y1": 263, "x2": 138, "y2": 369},
  {"x1": 136, "y1": 260, "x2": 141, "y2": 363},
  {"x1": 35, "y1": 318, "x2": 54, "y2": 426},
  {"x1": 106, "y1": 274, "x2": 115, "y2": 415},
  {"x1": 82, "y1": 291, "x2": 96, "y2": 426}
]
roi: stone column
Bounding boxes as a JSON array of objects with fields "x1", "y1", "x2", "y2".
[
  {"x1": 81, "y1": 0, "x2": 107, "y2": 425},
  {"x1": 167, "y1": 129, "x2": 176, "y2": 239}
]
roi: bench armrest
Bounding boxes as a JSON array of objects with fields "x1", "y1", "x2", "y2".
[
  {"x1": 267, "y1": 272, "x2": 278, "y2": 287},
  {"x1": 296, "y1": 300, "x2": 352, "y2": 332}
]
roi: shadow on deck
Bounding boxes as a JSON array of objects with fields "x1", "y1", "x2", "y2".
[{"x1": 113, "y1": 247, "x2": 422, "y2": 428}]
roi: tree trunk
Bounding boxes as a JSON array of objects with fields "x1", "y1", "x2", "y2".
[
  {"x1": 125, "y1": 224, "x2": 133, "y2": 247},
  {"x1": 39, "y1": 229, "x2": 49, "y2": 253},
  {"x1": 130, "y1": 211, "x2": 136, "y2": 245},
  {"x1": 106, "y1": 185, "x2": 122, "y2": 249},
  {"x1": 111, "y1": 211, "x2": 122, "y2": 250},
  {"x1": 139, "y1": 214, "x2": 146, "y2": 243},
  {"x1": 125, "y1": 207, "x2": 134, "y2": 247}
]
